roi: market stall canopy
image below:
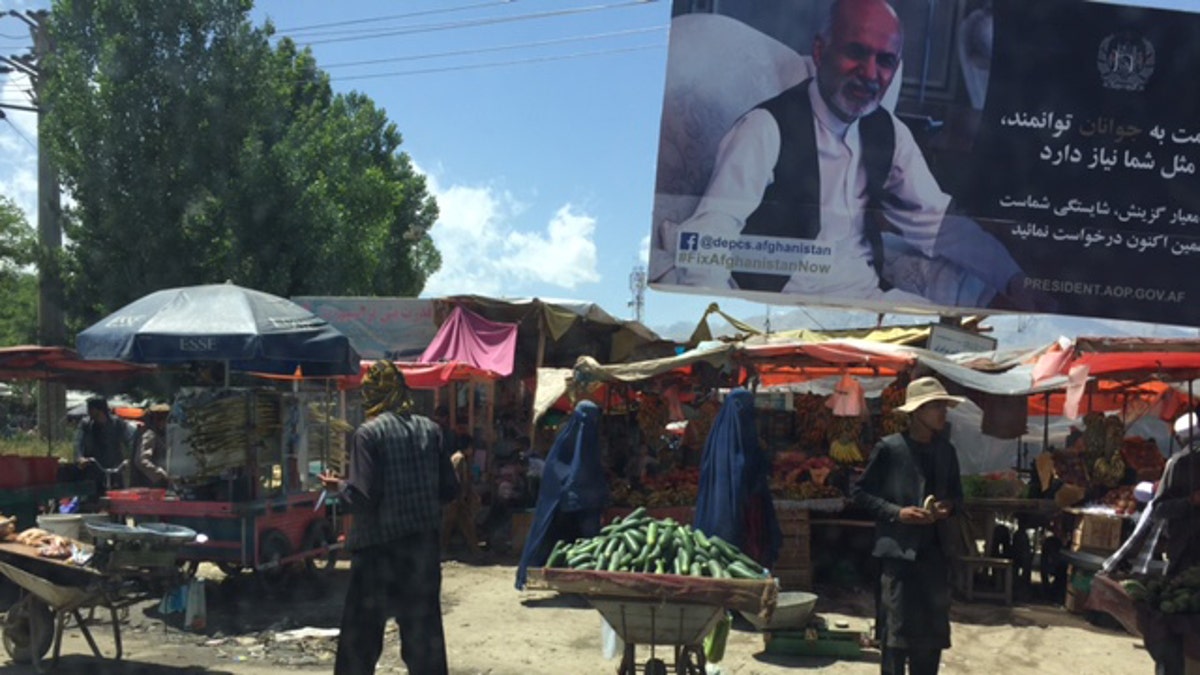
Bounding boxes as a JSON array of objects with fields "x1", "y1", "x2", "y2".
[
  {"x1": 1070, "y1": 337, "x2": 1200, "y2": 380},
  {"x1": 326, "y1": 359, "x2": 503, "y2": 391},
  {"x1": 75, "y1": 283, "x2": 360, "y2": 376},
  {"x1": 436, "y1": 295, "x2": 677, "y2": 373},
  {"x1": 0, "y1": 346, "x2": 154, "y2": 387},
  {"x1": 419, "y1": 305, "x2": 517, "y2": 377}
]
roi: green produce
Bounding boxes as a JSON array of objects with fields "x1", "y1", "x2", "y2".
[
  {"x1": 1121, "y1": 564, "x2": 1200, "y2": 614},
  {"x1": 546, "y1": 513, "x2": 768, "y2": 579}
]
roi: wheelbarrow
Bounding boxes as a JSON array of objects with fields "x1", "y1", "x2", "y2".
[
  {"x1": 591, "y1": 597, "x2": 724, "y2": 675},
  {"x1": 0, "y1": 558, "x2": 122, "y2": 672}
]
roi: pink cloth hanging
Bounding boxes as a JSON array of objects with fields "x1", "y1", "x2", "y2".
[
  {"x1": 419, "y1": 306, "x2": 518, "y2": 377},
  {"x1": 827, "y1": 373, "x2": 866, "y2": 417}
]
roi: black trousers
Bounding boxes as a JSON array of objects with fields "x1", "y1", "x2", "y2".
[
  {"x1": 335, "y1": 530, "x2": 448, "y2": 675},
  {"x1": 881, "y1": 646, "x2": 942, "y2": 675}
]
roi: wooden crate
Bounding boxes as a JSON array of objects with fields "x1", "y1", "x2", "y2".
[
  {"x1": 775, "y1": 534, "x2": 811, "y2": 569},
  {"x1": 773, "y1": 567, "x2": 814, "y2": 591},
  {"x1": 1071, "y1": 513, "x2": 1123, "y2": 553}
]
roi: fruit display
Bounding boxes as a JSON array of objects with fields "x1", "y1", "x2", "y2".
[
  {"x1": 611, "y1": 468, "x2": 700, "y2": 508},
  {"x1": 683, "y1": 399, "x2": 721, "y2": 451},
  {"x1": 880, "y1": 379, "x2": 909, "y2": 435},
  {"x1": 636, "y1": 395, "x2": 669, "y2": 446},
  {"x1": 1120, "y1": 437, "x2": 1166, "y2": 481},
  {"x1": 1101, "y1": 485, "x2": 1139, "y2": 516},
  {"x1": 793, "y1": 394, "x2": 832, "y2": 449},
  {"x1": 828, "y1": 416, "x2": 865, "y2": 465},
  {"x1": 1092, "y1": 454, "x2": 1127, "y2": 488},
  {"x1": 1051, "y1": 451, "x2": 1090, "y2": 487},
  {"x1": 1082, "y1": 412, "x2": 1125, "y2": 459},
  {"x1": 1122, "y1": 564, "x2": 1200, "y2": 614},
  {"x1": 546, "y1": 508, "x2": 768, "y2": 579},
  {"x1": 961, "y1": 471, "x2": 1028, "y2": 499}
]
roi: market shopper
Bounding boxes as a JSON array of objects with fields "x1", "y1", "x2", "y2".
[
  {"x1": 852, "y1": 376, "x2": 965, "y2": 675},
  {"x1": 693, "y1": 388, "x2": 782, "y2": 568},
  {"x1": 515, "y1": 400, "x2": 609, "y2": 589},
  {"x1": 442, "y1": 444, "x2": 482, "y2": 557},
  {"x1": 134, "y1": 403, "x2": 171, "y2": 487},
  {"x1": 1105, "y1": 413, "x2": 1200, "y2": 675},
  {"x1": 74, "y1": 396, "x2": 135, "y2": 495},
  {"x1": 319, "y1": 361, "x2": 459, "y2": 675}
]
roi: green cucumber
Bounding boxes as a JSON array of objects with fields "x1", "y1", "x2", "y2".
[
  {"x1": 707, "y1": 560, "x2": 726, "y2": 578},
  {"x1": 727, "y1": 561, "x2": 761, "y2": 579},
  {"x1": 646, "y1": 522, "x2": 659, "y2": 547},
  {"x1": 546, "y1": 540, "x2": 567, "y2": 567},
  {"x1": 689, "y1": 561, "x2": 703, "y2": 577},
  {"x1": 655, "y1": 559, "x2": 666, "y2": 575}
]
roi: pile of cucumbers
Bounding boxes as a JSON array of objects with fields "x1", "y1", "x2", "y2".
[{"x1": 545, "y1": 506, "x2": 767, "y2": 579}]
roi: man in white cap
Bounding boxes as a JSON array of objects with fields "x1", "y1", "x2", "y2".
[
  {"x1": 1133, "y1": 413, "x2": 1200, "y2": 675},
  {"x1": 852, "y1": 376, "x2": 965, "y2": 675}
]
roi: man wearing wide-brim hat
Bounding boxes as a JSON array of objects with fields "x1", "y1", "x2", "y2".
[{"x1": 852, "y1": 376, "x2": 966, "y2": 675}]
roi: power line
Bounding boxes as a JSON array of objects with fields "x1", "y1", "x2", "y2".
[
  {"x1": 2, "y1": 117, "x2": 36, "y2": 152},
  {"x1": 296, "y1": 1, "x2": 655, "y2": 47},
  {"x1": 321, "y1": 25, "x2": 665, "y2": 70},
  {"x1": 333, "y1": 42, "x2": 661, "y2": 82},
  {"x1": 276, "y1": 0, "x2": 514, "y2": 35}
]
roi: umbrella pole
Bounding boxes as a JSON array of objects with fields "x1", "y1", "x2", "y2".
[{"x1": 224, "y1": 361, "x2": 231, "y2": 388}]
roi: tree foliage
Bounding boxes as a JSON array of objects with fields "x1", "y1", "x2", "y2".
[
  {"x1": 0, "y1": 198, "x2": 38, "y2": 346},
  {"x1": 42, "y1": 0, "x2": 440, "y2": 324}
]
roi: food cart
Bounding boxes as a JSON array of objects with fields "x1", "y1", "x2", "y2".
[{"x1": 74, "y1": 283, "x2": 361, "y2": 591}]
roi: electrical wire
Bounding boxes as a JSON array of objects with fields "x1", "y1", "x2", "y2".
[
  {"x1": 321, "y1": 25, "x2": 664, "y2": 70},
  {"x1": 276, "y1": 1, "x2": 515, "y2": 36},
  {"x1": 2, "y1": 117, "x2": 37, "y2": 152},
  {"x1": 333, "y1": 42, "x2": 662, "y2": 82},
  {"x1": 295, "y1": 1, "x2": 655, "y2": 47}
]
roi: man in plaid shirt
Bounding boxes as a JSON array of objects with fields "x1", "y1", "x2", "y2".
[{"x1": 321, "y1": 361, "x2": 459, "y2": 675}]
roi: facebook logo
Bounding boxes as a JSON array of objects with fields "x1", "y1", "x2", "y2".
[{"x1": 679, "y1": 231, "x2": 700, "y2": 251}]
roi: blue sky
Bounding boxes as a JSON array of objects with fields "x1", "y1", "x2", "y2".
[{"x1": 2, "y1": 0, "x2": 1199, "y2": 345}]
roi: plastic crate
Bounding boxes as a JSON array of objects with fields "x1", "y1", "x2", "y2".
[
  {"x1": 107, "y1": 488, "x2": 168, "y2": 502},
  {"x1": 26, "y1": 457, "x2": 59, "y2": 486}
]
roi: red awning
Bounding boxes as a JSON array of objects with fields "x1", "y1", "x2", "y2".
[{"x1": 0, "y1": 345, "x2": 153, "y2": 384}]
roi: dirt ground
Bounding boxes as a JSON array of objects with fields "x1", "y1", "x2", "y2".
[{"x1": 2, "y1": 555, "x2": 1157, "y2": 675}]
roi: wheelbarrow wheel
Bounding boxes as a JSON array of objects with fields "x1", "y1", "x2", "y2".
[
  {"x1": 302, "y1": 519, "x2": 338, "y2": 580},
  {"x1": 256, "y1": 529, "x2": 295, "y2": 597},
  {"x1": 645, "y1": 657, "x2": 668, "y2": 675},
  {"x1": 3, "y1": 594, "x2": 53, "y2": 664},
  {"x1": 675, "y1": 645, "x2": 706, "y2": 674}
]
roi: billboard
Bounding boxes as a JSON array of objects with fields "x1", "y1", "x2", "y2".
[
  {"x1": 290, "y1": 297, "x2": 436, "y2": 360},
  {"x1": 649, "y1": 0, "x2": 1200, "y2": 325}
]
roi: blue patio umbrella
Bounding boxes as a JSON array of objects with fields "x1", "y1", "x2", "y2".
[{"x1": 75, "y1": 283, "x2": 360, "y2": 378}]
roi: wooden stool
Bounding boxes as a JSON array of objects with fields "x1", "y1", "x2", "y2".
[{"x1": 958, "y1": 555, "x2": 1013, "y2": 605}]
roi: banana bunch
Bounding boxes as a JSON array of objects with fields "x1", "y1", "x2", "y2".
[
  {"x1": 830, "y1": 439, "x2": 864, "y2": 464},
  {"x1": 1092, "y1": 455, "x2": 1126, "y2": 488}
]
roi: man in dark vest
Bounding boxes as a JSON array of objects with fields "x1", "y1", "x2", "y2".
[
  {"x1": 320, "y1": 361, "x2": 459, "y2": 675},
  {"x1": 852, "y1": 376, "x2": 965, "y2": 675},
  {"x1": 74, "y1": 397, "x2": 135, "y2": 495},
  {"x1": 663, "y1": 0, "x2": 1049, "y2": 310}
]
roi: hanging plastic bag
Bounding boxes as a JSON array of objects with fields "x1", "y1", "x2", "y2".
[
  {"x1": 600, "y1": 617, "x2": 623, "y2": 660},
  {"x1": 184, "y1": 579, "x2": 207, "y2": 631},
  {"x1": 703, "y1": 611, "x2": 732, "y2": 663},
  {"x1": 158, "y1": 584, "x2": 187, "y2": 615}
]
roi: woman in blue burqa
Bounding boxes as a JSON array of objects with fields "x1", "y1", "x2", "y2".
[
  {"x1": 694, "y1": 389, "x2": 782, "y2": 567},
  {"x1": 515, "y1": 400, "x2": 609, "y2": 589}
]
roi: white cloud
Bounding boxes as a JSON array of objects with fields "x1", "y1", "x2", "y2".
[
  {"x1": 420, "y1": 170, "x2": 601, "y2": 297},
  {"x1": 638, "y1": 234, "x2": 650, "y2": 266}
]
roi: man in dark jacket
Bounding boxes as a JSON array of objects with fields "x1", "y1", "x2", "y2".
[
  {"x1": 852, "y1": 376, "x2": 965, "y2": 675},
  {"x1": 320, "y1": 361, "x2": 458, "y2": 675},
  {"x1": 74, "y1": 397, "x2": 134, "y2": 495}
]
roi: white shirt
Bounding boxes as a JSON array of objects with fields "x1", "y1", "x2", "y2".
[{"x1": 670, "y1": 82, "x2": 1021, "y2": 299}]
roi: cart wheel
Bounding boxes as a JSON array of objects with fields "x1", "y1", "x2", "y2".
[
  {"x1": 302, "y1": 519, "x2": 338, "y2": 579},
  {"x1": 675, "y1": 645, "x2": 706, "y2": 675},
  {"x1": 3, "y1": 594, "x2": 53, "y2": 665},
  {"x1": 645, "y1": 657, "x2": 669, "y2": 675},
  {"x1": 256, "y1": 529, "x2": 295, "y2": 596}
]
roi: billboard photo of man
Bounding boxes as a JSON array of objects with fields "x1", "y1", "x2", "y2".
[{"x1": 650, "y1": 0, "x2": 1052, "y2": 314}]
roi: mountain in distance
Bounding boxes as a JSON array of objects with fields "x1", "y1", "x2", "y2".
[{"x1": 651, "y1": 305, "x2": 1199, "y2": 350}]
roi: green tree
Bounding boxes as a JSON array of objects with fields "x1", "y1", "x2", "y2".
[
  {"x1": 0, "y1": 198, "x2": 38, "y2": 346},
  {"x1": 42, "y1": 0, "x2": 439, "y2": 325}
]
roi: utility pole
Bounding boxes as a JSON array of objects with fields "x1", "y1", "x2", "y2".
[
  {"x1": 3, "y1": 9, "x2": 66, "y2": 446},
  {"x1": 628, "y1": 265, "x2": 646, "y2": 324}
]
